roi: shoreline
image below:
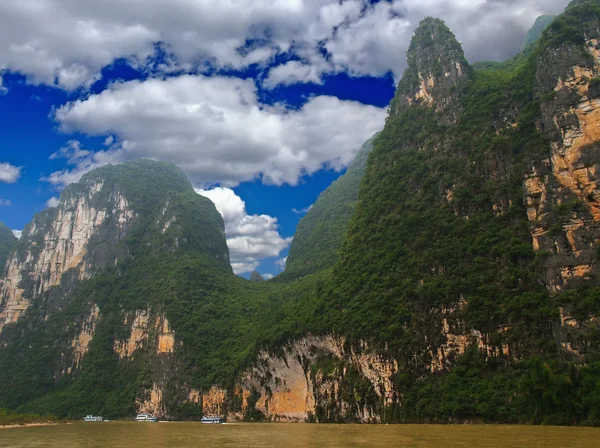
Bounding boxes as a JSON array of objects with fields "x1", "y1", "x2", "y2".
[{"x1": 0, "y1": 422, "x2": 66, "y2": 430}]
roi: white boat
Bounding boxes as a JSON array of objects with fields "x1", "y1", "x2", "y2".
[
  {"x1": 201, "y1": 416, "x2": 223, "y2": 424},
  {"x1": 83, "y1": 415, "x2": 104, "y2": 422},
  {"x1": 136, "y1": 413, "x2": 158, "y2": 422}
]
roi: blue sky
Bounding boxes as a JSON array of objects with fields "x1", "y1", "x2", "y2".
[{"x1": 0, "y1": 0, "x2": 569, "y2": 278}]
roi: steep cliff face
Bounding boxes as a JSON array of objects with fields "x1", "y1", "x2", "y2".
[
  {"x1": 527, "y1": 19, "x2": 600, "y2": 292},
  {"x1": 0, "y1": 160, "x2": 231, "y2": 416},
  {"x1": 0, "y1": 178, "x2": 135, "y2": 334},
  {"x1": 390, "y1": 17, "x2": 471, "y2": 124},
  {"x1": 191, "y1": 336, "x2": 397, "y2": 423},
  {"x1": 318, "y1": 0, "x2": 600, "y2": 424}
]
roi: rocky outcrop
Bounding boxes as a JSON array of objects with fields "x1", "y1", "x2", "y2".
[
  {"x1": 114, "y1": 310, "x2": 178, "y2": 417},
  {"x1": 114, "y1": 311, "x2": 176, "y2": 359},
  {"x1": 196, "y1": 336, "x2": 398, "y2": 423},
  {"x1": 526, "y1": 22, "x2": 600, "y2": 291},
  {"x1": 391, "y1": 17, "x2": 471, "y2": 123},
  {"x1": 71, "y1": 304, "x2": 100, "y2": 370},
  {"x1": 0, "y1": 179, "x2": 136, "y2": 334}
]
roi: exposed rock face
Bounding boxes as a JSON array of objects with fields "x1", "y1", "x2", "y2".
[
  {"x1": 526, "y1": 21, "x2": 600, "y2": 292},
  {"x1": 114, "y1": 310, "x2": 178, "y2": 417},
  {"x1": 391, "y1": 17, "x2": 471, "y2": 123},
  {"x1": 71, "y1": 304, "x2": 101, "y2": 369},
  {"x1": 0, "y1": 179, "x2": 135, "y2": 334},
  {"x1": 0, "y1": 160, "x2": 233, "y2": 418},
  {"x1": 198, "y1": 336, "x2": 399, "y2": 423},
  {"x1": 114, "y1": 310, "x2": 151, "y2": 359}
]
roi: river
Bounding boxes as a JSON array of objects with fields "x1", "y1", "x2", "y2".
[{"x1": 0, "y1": 422, "x2": 597, "y2": 447}]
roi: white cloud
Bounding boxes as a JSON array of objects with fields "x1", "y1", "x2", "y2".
[
  {"x1": 0, "y1": 163, "x2": 21, "y2": 183},
  {"x1": 0, "y1": 1, "x2": 569, "y2": 90},
  {"x1": 0, "y1": 74, "x2": 7, "y2": 95},
  {"x1": 292, "y1": 205, "x2": 312, "y2": 215},
  {"x1": 263, "y1": 60, "x2": 326, "y2": 89},
  {"x1": 263, "y1": 273, "x2": 274, "y2": 280},
  {"x1": 42, "y1": 140, "x2": 122, "y2": 187},
  {"x1": 50, "y1": 75, "x2": 385, "y2": 188},
  {"x1": 46, "y1": 196, "x2": 60, "y2": 208},
  {"x1": 196, "y1": 187, "x2": 291, "y2": 275},
  {"x1": 276, "y1": 256, "x2": 288, "y2": 270},
  {"x1": 0, "y1": 199, "x2": 11, "y2": 206},
  {"x1": 12, "y1": 230, "x2": 22, "y2": 239},
  {"x1": 0, "y1": 0, "x2": 362, "y2": 89}
]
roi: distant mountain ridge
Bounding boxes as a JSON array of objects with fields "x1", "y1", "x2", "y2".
[
  {"x1": 281, "y1": 133, "x2": 378, "y2": 280},
  {"x1": 522, "y1": 15, "x2": 556, "y2": 51}
]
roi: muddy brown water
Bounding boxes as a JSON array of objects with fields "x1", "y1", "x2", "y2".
[{"x1": 0, "y1": 422, "x2": 597, "y2": 447}]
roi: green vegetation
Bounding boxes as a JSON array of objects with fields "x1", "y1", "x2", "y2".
[
  {"x1": 522, "y1": 16, "x2": 556, "y2": 52},
  {"x1": 0, "y1": 221, "x2": 17, "y2": 273},
  {"x1": 281, "y1": 134, "x2": 377, "y2": 280},
  {"x1": 0, "y1": 408, "x2": 58, "y2": 426}
]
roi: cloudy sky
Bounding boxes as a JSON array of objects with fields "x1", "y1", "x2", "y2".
[{"x1": 0, "y1": 0, "x2": 569, "y2": 277}]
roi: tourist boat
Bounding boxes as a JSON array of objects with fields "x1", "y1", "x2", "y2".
[
  {"x1": 136, "y1": 413, "x2": 158, "y2": 422},
  {"x1": 201, "y1": 416, "x2": 223, "y2": 424},
  {"x1": 83, "y1": 415, "x2": 104, "y2": 422}
]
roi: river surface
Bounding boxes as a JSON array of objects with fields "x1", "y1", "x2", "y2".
[{"x1": 0, "y1": 422, "x2": 597, "y2": 447}]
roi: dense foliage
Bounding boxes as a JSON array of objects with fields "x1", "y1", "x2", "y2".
[
  {"x1": 0, "y1": 409, "x2": 58, "y2": 426},
  {"x1": 326, "y1": 0, "x2": 600, "y2": 425}
]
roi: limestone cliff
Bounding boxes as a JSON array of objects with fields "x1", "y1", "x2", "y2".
[
  {"x1": 0, "y1": 177, "x2": 135, "y2": 334},
  {"x1": 184, "y1": 336, "x2": 397, "y2": 423},
  {"x1": 527, "y1": 21, "x2": 600, "y2": 292},
  {"x1": 0, "y1": 160, "x2": 230, "y2": 415},
  {"x1": 390, "y1": 17, "x2": 471, "y2": 124}
]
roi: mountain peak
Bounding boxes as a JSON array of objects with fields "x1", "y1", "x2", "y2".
[
  {"x1": 522, "y1": 15, "x2": 555, "y2": 51},
  {"x1": 390, "y1": 17, "x2": 471, "y2": 123},
  {"x1": 249, "y1": 270, "x2": 265, "y2": 282}
]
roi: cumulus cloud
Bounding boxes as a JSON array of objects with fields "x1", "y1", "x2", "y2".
[
  {"x1": 46, "y1": 197, "x2": 60, "y2": 208},
  {"x1": 0, "y1": 163, "x2": 21, "y2": 183},
  {"x1": 196, "y1": 187, "x2": 291, "y2": 275},
  {"x1": 42, "y1": 140, "x2": 122, "y2": 188},
  {"x1": 12, "y1": 230, "x2": 22, "y2": 239},
  {"x1": 263, "y1": 273, "x2": 274, "y2": 280},
  {"x1": 263, "y1": 60, "x2": 326, "y2": 89},
  {"x1": 0, "y1": 1, "x2": 569, "y2": 90},
  {"x1": 50, "y1": 75, "x2": 385, "y2": 188},
  {"x1": 0, "y1": 199, "x2": 11, "y2": 206}
]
